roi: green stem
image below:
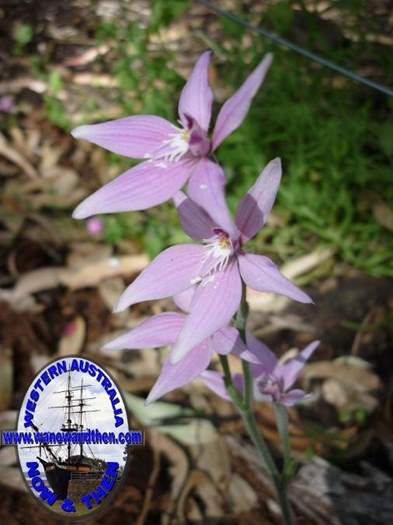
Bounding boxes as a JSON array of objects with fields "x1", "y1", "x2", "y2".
[
  {"x1": 274, "y1": 403, "x2": 293, "y2": 479},
  {"x1": 235, "y1": 283, "x2": 252, "y2": 408},
  {"x1": 220, "y1": 288, "x2": 294, "y2": 525},
  {"x1": 242, "y1": 360, "x2": 253, "y2": 408},
  {"x1": 218, "y1": 354, "x2": 244, "y2": 408},
  {"x1": 234, "y1": 282, "x2": 248, "y2": 339},
  {"x1": 242, "y1": 406, "x2": 294, "y2": 525}
]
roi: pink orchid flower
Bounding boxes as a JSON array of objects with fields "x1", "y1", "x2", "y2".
[
  {"x1": 71, "y1": 51, "x2": 272, "y2": 219},
  {"x1": 86, "y1": 216, "x2": 103, "y2": 236},
  {"x1": 103, "y1": 309, "x2": 247, "y2": 404},
  {"x1": 201, "y1": 337, "x2": 320, "y2": 406},
  {"x1": 112, "y1": 158, "x2": 313, "y2": 364}
]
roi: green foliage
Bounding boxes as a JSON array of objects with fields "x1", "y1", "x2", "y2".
[
  {"x1": 264, "y1": 1, "x2": 294, "y2": 33},
  {"x1": 377, "y1": 121, "x2": 393, "y2": 158},
  {"x1": 48, "y1": 71, "x2": 63, "y2": 94},
  {"x1": 44, "y1": 96, "x2": 70, "y2": 130},
  {"x1": 12, "y1": 23, "x2": 34, "y2": 56},
  {"x1": 150, "y1": 0, "x2": 190, "y2": 31},
  {"x1": 14, "y1": 23, "x2": 33, "y2": 46},
  {"x1": 104, "y1": 216, "x2": 127, "y2": 245}
]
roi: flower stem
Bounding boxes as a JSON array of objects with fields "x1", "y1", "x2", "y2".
[
  {"x1": 273, "y1": 403, "x2": 295, "y2": 481},
  {"x1": 242, "y1": 359, "x2": 253, "y2": 408},
  {"x1": 221, "y1": 286, "x2": 294, "y2": 525},
  {"x1": 242, "y1": 405, "x2": 294, "y2": 525},
  {"x1": 218, "y1": 354, "x2": 244, "y2": 407}
]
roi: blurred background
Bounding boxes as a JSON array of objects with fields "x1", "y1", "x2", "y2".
[{"x1": 0, "y1": 1, "x2": 392, "y2": 524}]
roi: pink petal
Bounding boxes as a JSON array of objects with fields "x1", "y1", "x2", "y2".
[
  {"x1": 178, "y1": 51, "x2": 213, "y2": 132},
  {"x1": 73, "y1": 158, "x2": 195, "y2": 219},
  {"x1": 238, "y1": 253, "x2": 313, "y2": 304},
  {"x1": 199, "y1": 371, "x2": 230, "y2": 401},
  {"x1": 71, "y1": 115, "x2": 175, "y2": 158},
  {"x1": 114, "y1": 244, "x2": 205, "y2": 312},
  {"x1": 236, "y1": 158, "x2": 282, "y2": 242},
  {"x1": 173, "y1": 286, "x2": 196, "y2": 313},
  {"x1": 212, "y1": 54, "x2": 273, "y2": 150},
  {"x1": 146, "y1": 339, "x2": 213, "y2": 404},
  {"x1": 173, "y1": 191, "x2": 215, "y2": 240},
  {"x1": 282, "y1": 389, "x2": 308, "y2": 406},
  {"x1": 102, "y1": 313, "x2": 185, "y2": 350},
  {"x1": 170, "y1": 261, "x2": 242, "y2": 363},
  {"x1": 276, "y1": 340, "x2": 320, "y2": 390},
  {"x1": 187, "y1": 158, "x2": 237, "y2": 238},
  {"x1": 243, "y1": 332, "x2": 277, "y2": 376},
  {"x1": 233, "y1": 373, "x2": 245, "y2": 393},
  {"x1": 211, "y1": 326, "x2": 247, "y2": 355}
]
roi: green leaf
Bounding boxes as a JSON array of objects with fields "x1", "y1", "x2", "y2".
[
  {"x1": 377, "y1": 121, "x2": 393, "y2": 158},
  {"x1": 14, "y1": 24, "x2": 33, "y2": 46}
]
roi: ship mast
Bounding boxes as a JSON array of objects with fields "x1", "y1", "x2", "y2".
[
  {"x1": 64, "y1": 370, "x2": 73, "y2": 461},
  {"x1": 78, "y1": 378, "x2": 84, "y2": 457},
  {"x1": 49, "y1": 367, "x2": 98, "y2": 462}
]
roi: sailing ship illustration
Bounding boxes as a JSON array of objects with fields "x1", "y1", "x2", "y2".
[{"x1": 24, "y1": 370, "x2": 107, "y2": 499}]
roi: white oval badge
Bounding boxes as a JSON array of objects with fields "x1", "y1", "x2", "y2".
[{"x1": 11, "y1": 356, "x2": 143, "y2": 519}]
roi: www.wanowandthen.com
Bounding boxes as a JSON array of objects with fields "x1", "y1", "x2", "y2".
[{"x1": 2, "y1": 429, "x2": 144, "y2": 446}]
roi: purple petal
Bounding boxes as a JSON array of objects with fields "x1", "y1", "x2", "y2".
[
  {"x1": 173, "y1": 191, "x2": 215, "y2": 240},
  {"x1": 243, "y1": 332, "x2": 277, "y2": 376},
  {"x1": 282, "y1": 389, "x2": 308, "y2": 406},
  {"x1": 102, "y1": 313, "x2": 185, "y2": 350},
  {"x1": 173, "y1": 286, "x2": 196, "y2": 313},
  {"x1": 211, "y1": 326, "x2": 247, "y2": 356},
  {"x1": 71, "y1": 115, "x2": 175, "y2": 158},
  {"x1": 253, "y1": 384, "x2": 274, "y2": 403},
  {"x1": 238, "y1": 253, "x2": 313, "y2": 304},
  {"x1": 199, "y1": 371, "x2": 230, "y2": 401},
  {"x1": 276, "y1": 340, "x2": 320, "y2": 390},
  {"x1": 170, "y1": 261, "x2": 242, "y2": 363},
  {"x1": 114, "y1": 244, "x2": 204, "y2": 312},
  {"x1": 146, "y1": 339, "x2": 213, "y2": 404},
  {"x1": 233, "y1": 373, "x2": 245, "y2": 393},
  {"x1": 212, "y1": 54, "x2": 273, "y2": 150},
  {"x1": 187, "y1": 159, "x2": 237, "y2": 238},
  {"x1": 73, "y1": 158, "x2": 195, "y2": 219},
  {"x1": 178, "y1": 51, "x2": 213, "y2": 132},
  {"x1": 236, "y1": 158, "x2": 282, "y2": 242}
]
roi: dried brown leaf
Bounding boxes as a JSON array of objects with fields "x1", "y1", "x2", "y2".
[
  {"x1": 0, "y1": 132, "x2": 37, "y2": 178},
  {"x1": 373, "y1": 200, "x2": 393, "y2": 232},
  {"x1": 303, "y1": 359, "x2": 382, "y2": 392},
  {"x1": 0, "y1": 347, "x2": 13, "y2": 410}
]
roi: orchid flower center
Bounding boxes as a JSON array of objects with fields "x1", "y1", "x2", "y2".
[
  {"x1": 202, "y1": 229, "x2": 234, "y2": 273},
  {"x1": 257, "y1": 374, "x2": 284, "y2": 402},
  {"x1": 146, "y1": 118, "x2": 211, "y2": 164},
  {"x1": 146, "y1": 125, "x2": 191, "y2": 164}
]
